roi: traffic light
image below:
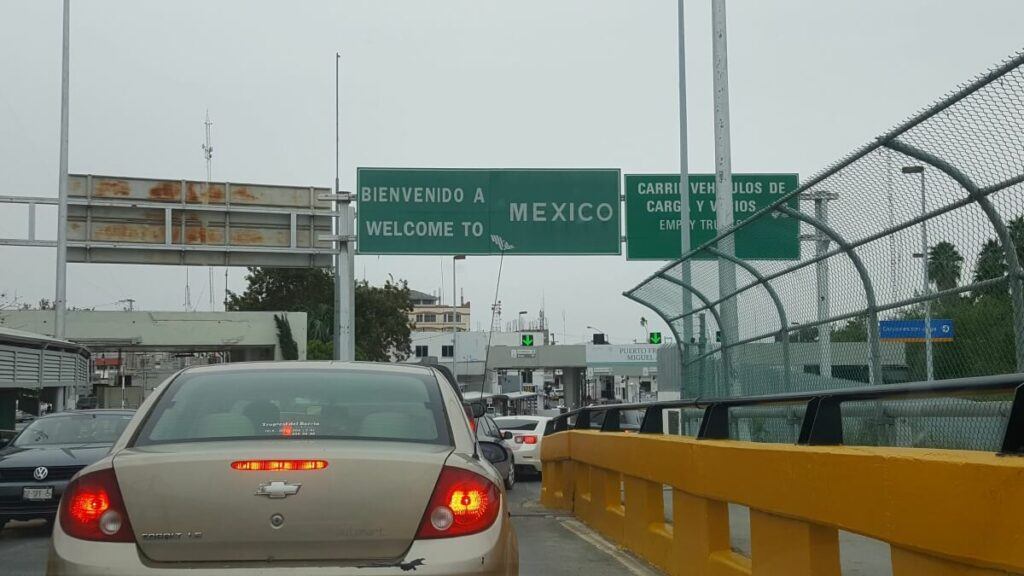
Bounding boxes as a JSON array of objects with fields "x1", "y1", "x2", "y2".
[
  {"x1": 521, "y1": 334, "x2": 534, "y2": 347},
  {"x1": 649, "y1": 332, "x2": 662, "y2": 344}
]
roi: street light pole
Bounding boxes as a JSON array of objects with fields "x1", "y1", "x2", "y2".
[
  {"x1": 586, "y1": 326, "x2": 607, "y2": 344},
  {"x1": 676, "y1": 0, "x2": 694, "y2": 364},
  {"x1": 903, "y1": 165, "x2": 933, "y2": 381},
  {"x1": 711, "y1": 0, "x2": 739, "y2": 396},
  {"x1": 333, "y1": 52, "x2": 355, "y2": 362},
  {"x1": 55, "y1": 0, "x2": 71, "y2": 339}
]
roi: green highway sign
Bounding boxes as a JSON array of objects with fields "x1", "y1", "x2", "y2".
[
  {"x1": 521, "y1": 334, "x2": 534, "y2": 347},
  {"x1": 358, "y1": 168, "x2": 621, "y2": 255},
  {"x1": 624, "y1": 174, "x2": 800, "y2": 261},
  {"x1": 649, "y1": 332, "x2": 662, "y2": 345}
]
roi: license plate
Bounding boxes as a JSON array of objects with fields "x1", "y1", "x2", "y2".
[{"x1": 23, "y1": 487, "x2": 53, "y2": 501}]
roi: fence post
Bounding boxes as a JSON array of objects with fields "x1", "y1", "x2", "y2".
[
  {"x1": 708, "y1": 247, "x2": 791, "y2": 392},
  {"x1": 775, "y1": 206, "x2": 883, "y2": 386}
]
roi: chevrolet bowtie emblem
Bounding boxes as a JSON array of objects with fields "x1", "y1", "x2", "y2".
[{"x1": 255, "y1": 481, "x2": 301, "y2": 499}]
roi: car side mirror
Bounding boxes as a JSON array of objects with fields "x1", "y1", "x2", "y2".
[
  {"x1": 0, "y1": 438, "x2": 9, "y2": 448},
  {"x1": 465, "y1": 401, "x2": 486, "y2": 419},
  {"x1": 502, "y1": 431, "x2": 513, "y2": 440},
  {"x1": 478, "y1": 440, "x2": 507, "y2": 465}
]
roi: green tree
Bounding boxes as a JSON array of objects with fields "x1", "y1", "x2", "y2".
[
  {"x1": 1009, "y1": 215, "x2": 1024, "y2": 267},
  {"x1": 830, "y1": 316, "x2": 867, "y2": 342},
  {"x1": 228, "y1": 268, "x2": 413, "y2": 361},
  {"x1": 972, "y1": 239, "x2": 1008, "y2": 299},
  {"x1": 927, "y1": 241, "x2": 964, "y2": 292},
  {"x1": 273, "y1": 314, "x2": 299, "y2": 360},
  {"x1": 306, "y1": 339, "x2": 333, "y2": 360}
]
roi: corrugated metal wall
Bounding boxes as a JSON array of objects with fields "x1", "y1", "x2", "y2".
[{"x1": 0, "y1": 343, "x2": 89, "y2": 389}]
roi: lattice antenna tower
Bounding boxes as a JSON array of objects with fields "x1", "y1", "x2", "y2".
[
  {"x1": 203, "y1": 110, "x2": 215, "y2": 311},
  {"x1": 490, "y1": 300, "x2": 502, "y2": 332}
]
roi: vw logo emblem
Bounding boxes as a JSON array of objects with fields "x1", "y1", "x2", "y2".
[{"x1": 33, "y1": 467, "x2": 49, "y2": 481}]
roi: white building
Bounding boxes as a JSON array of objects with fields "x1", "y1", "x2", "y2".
[
  {"x1": 408, "y1": 289, "x2": 470, "y2": 333},
  {"x1": 405, "y1": 329, "x2": 547, "y2": 395}
]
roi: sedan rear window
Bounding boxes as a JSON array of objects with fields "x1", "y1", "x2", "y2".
[
  {"x1": 14, "y1": 413, "x2": 132, "y2": 447},
  {"x1": 134, "y1": 369, "x2": 451, "y2": 446},
  {"x1": 495, "y1": 418, "x2": 542, "y2": 431}
]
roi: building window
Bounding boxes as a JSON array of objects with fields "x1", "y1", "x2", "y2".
[
  {"x1": 414, "y1": 345, "x2": 429, "y2": 358},
  {"x1": 416, "y1": 313, "x2": 437, "y2": 323},
  {"x1": 521, "y1": 370, "x2": 533, "y2": 384},
  {"x1": 441, "y1": 345, "x2": 454, "y2": 358},
  {"x1": 443, "y1": 312, "x2": 462, "y2": 323}
]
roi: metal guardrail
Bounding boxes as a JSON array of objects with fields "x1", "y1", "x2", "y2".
[{"x1": 546, "y1": 373, "x2": 1024, "y2": 454}]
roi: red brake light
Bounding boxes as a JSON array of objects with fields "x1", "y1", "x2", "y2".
[
  {"x1": 60, "y1": 468, "x2": 135, "y2": 542},
  {"x1": 416, "y1": 466, "x2": 500, "y2": 539},
  {"x1": 230, "y1": 460, "x2": 328, "y2": 471},
  {"x1": 522, "y1": 435, "x2": 538, "y2": 445}
]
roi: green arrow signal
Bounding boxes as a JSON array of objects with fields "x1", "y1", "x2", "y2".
[
  {"x1": 649, "y1": 332, "x2": 662, "y2": 344},
  {"x1": 521, "y1": 334, "x2": 534, "y2": 347}
]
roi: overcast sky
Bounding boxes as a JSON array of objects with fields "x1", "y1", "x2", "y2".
[{"x1": 1, "y1": 0, "x2": 1022, "y2": 344}]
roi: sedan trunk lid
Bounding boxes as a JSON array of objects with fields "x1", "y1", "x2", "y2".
[{"x1": 114, "y1": 440, "x2": 450, "y2": 563}]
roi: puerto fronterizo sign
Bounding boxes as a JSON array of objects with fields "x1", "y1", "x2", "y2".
[{"x1": 357, "y1": 168, "x2": 621, "y2": 255}]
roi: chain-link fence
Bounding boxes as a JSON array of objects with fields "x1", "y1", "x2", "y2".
[{"x1": 626, "y1": 50, "x2": 1024, "y2": 450}]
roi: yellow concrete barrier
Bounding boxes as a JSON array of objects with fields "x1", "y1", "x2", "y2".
[{"x1": 540, "y1": 430, "x2": 1024, "y2": 576}]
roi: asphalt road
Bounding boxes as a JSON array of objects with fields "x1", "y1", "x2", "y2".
[
  {"x1": 0, "y1": 475, "x2": 660, "y2": 576},
  {"x1": 510, "y1": 473, "x2": 660, "y2": 576},
  {"x1": 0, "y1": 519, "x2": 49, "y2": 576}
]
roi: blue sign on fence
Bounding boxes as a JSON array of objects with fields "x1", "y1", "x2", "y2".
[{"x1": 878, "y1": 319, "x2": 954, "y2": 342}]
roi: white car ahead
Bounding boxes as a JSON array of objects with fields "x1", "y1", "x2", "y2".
[{"x1": 493, "y1": 416, "x2": 552, "y2": 475}]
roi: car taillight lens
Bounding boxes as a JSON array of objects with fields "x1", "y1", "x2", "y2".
[
  {"x1": 416, "y1": 466, "x2": 500, "y2": 539},
  {"x1": 522, "y1": 435, "x2": 538, "y2": 445},
  {"x1": 463, "y1": 405, "x2": 477, "y2": 432},
  {"x1": 60, "y1": 468, "x2": 135, "y2": 542}
]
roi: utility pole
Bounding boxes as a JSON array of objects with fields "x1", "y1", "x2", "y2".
[
  {"x1": 452, "y1": 255, "x2": 465, "y2": 385},
  {"x1": 711, "y1": 0, "x2": 739, "y2": 395},
  {"x1": 55, "y1": 0, "x2": 70, "y2": 339}
]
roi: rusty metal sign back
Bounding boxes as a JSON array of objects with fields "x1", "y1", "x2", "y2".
[{"x1": 58, "y1": 174, "x2": 336, "y2": 267}]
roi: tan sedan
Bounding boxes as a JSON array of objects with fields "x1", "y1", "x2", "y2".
[{"x1": 47, "y1": 362, "x2": 518, "y2": 575}]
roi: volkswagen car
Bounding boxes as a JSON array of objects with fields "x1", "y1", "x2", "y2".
[
  {"x1": 47, "y1": 362, "x2": 518, "y2": 575},
  {"x1": 0, "y1": 409, "x2": 134, "y2": 529}
]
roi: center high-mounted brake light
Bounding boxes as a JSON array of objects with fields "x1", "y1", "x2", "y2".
[
  {"x1": 416, "y1": 466, "x2": 500, "y2": 539},
  {"x1": 60, "y1": 468, "x2": 135, "y2": 542},
  {"x1": 230, "y1": 460, "x2": 328, "y2": 471}
]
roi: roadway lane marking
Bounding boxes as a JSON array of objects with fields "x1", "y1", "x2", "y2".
[{"x1": 558, "y1": 518, "x2": 661, "y2": 576}]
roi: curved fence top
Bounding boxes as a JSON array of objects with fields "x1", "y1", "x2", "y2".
[{"x1": 626, "y1": 49, "x2": 1024, "y2": 428}]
